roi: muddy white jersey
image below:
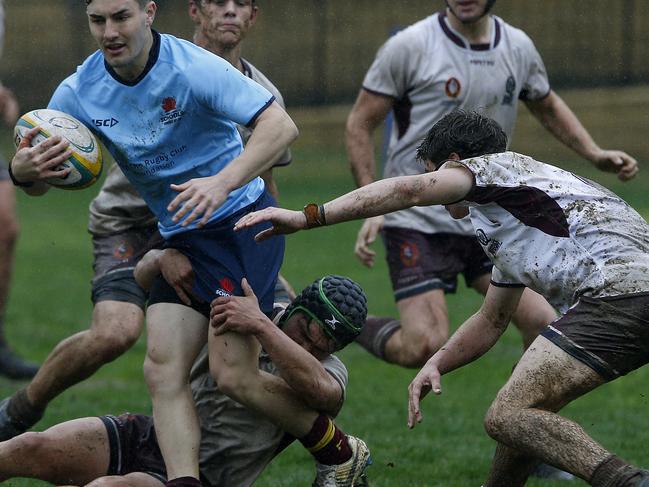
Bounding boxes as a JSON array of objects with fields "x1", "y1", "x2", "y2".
[
  {"x1": 449, "y1": 152, "x2": 649, "y2": 313},
  {"x1": 88, "y1": 57, "x2": 292, "y2": 236},
  {"x1": 363, "y1": 12, "x2": 549, "y2": 235}
]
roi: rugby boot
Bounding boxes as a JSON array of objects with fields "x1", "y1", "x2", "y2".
[
  {"x1": 313, "y1": 435, "x2": 372, "y2": 487},
  {"x1": 0, "y1": 398, "x2": 28, "y2": 441},
  {"x1": 0, "y1": 342, "x2": 39, "y2": 380}
]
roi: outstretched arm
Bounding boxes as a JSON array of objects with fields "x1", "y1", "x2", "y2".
[
  {"x1": 235, "y1": 166, "x2": 475, "y2": 241},
  {"x1": 407, "y1": 285, "x2": 524, "y2": 428},
  {"x1": 525, "y1": 91, "x2": 638, "y2": 181}
]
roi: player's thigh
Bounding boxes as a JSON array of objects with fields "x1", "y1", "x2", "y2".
[
  {"x1": 90, "y1": 300, "x2": 145, "y2": 344},
  {"x1": 397, "y1": 288, "x2": 449, "y2": 334},
  {"x1": 145, "y1": 302, "x2": 207, "y2": 369},
  {"x1": 208, "y1": 327, "x2": 261, "y2": 379},
  {"x1": 32, "y1": 417, "x2": 111, "y2": 483},
  {"x1": 494, "y1": 335, "x2": 605, "y2": 413}
]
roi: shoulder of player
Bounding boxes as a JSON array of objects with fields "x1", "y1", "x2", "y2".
[
  {"x1": 381, "y1": 13, "x2": 435, "y2": 53},
  {"x1": 157, "y1": 33, "x2": 231, "y2": 72},
  {"x1": 241, "y1": 58, "x2": 286, "y2": 107},
  {"x1": 493, "y1": 15, "x2": 537, "y2": 50},
  {"x1": 71, "y1": 49, "x2": 109, "y2": 87}
]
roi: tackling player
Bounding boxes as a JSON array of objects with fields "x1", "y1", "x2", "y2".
[
  {"x1": 0, "y1": 275, "x2": 371, "y2": 487},
  {"x1": 235, "y1": 109, "x2": 649, "y2": 487}
]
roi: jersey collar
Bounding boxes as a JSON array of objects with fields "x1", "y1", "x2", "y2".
[
  {"x1": 104, "y1": 30, "x2": 161, "y2": 86},
  {"x1": 438, "y1": 11, "x2": 501, "y2": 51}
]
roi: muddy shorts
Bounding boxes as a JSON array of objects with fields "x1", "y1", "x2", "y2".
[
  {"x1": 541, "y1": 292, "x2": 649, "y2": 380},
  {"x1": 382, "y1": 227, "x2": 493, "y2": 301},
  {"x1": 100, "y1": 413, "x2": 167, "y2": 483},
  {"x1": 91, "y1": 226, "x2": 163, "y2": 309}
]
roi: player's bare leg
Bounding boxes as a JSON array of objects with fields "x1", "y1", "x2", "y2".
[
  {"x1": 0, "y1": 300, "x2": 144, "y2": 439},
  {"x1": 144, "y1": 303, "x2": 207, "y2": 482},
  {"x1": 0, "y1": 417, "x2": 110, "y2": 485},
  {"x1": 482, "y1": 335, "x2": 645, "y2": 485},
  {"x1": 380, "y1": 289, "x2": 449, "y2": 367},
  {"x1": 0, "y1": 181, "x2": 39, "y2": 379}
]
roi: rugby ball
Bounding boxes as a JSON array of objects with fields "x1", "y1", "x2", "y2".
[{"x1": 13, "y1": 109, "x2": 103, "y2": 189}]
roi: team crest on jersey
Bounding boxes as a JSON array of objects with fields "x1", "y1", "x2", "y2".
[
  {"x1": 476, "y1": 228, "x2": 501, "y2": 256},
  {"x1": 112, "y1": 241, "x2": 134, "y2": 261},
  {"x1": 400, "y1": 241, "x2": 420, "y2": 267},
  {"x1": 160, "y1": 97, "x2": 185, "y2": 126},
  {"x1": 502, "y1": 76, "x2": 516, "y2": 106},
  {"x1": 445, "y1": 77, "x2": 462, "y2": 98}
]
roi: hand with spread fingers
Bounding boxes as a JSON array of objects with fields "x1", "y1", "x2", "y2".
[
  {"x1": 234, "y1": 207, "x2": 307, "y2": 241},
  {"x1": 167, "y1": 175, "x2": 230, "y2": 228}
]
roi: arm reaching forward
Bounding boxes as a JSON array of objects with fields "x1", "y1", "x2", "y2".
[
  {"x1": 407, "y1": 285, "x2": 524, "y2": 429},
  {"x1": 234, "y1": 165, "x2": 475, "y2": 241}
]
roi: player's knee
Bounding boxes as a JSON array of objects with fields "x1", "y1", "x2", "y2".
[
  {"x1": 484, "y1": 397, "x2": 514, "y2": 442},
  {"x1": 403, "y1": 335, "x2": 445, "y2": 367},
  {"x1": 87, "y1": 327, "x2": 139, "y2": 363},
  {"x1": 8, "y1": 431, "x2": 51, "y2": 460},
  {"x1": 143, "y1": 354, "x2": 186, "y2": 396}
]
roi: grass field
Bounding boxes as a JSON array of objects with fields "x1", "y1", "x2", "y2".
[{"x1": 2, "y1": 85, "x2": 649, "y2": 486}]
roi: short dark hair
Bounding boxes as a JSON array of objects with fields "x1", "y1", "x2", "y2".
[{"x1": 416, "y1": 109, "x2": 508, "y2": 169}]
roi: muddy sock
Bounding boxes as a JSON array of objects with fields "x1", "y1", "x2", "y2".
[
  {"x1": 299, "y1": 414, "x2": 352, "y2": 465},
  {"x1": 355, "y1": 316, "x2": 400, "y2": 359},
  {"x1": 7, "y1": 389, "x2": 44, "y2": 429},
  {"x1": 591, "y1": 455, "x2": 643, "y2": 487}
]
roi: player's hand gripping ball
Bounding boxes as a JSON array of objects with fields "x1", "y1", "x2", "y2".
[{"x1": 13, "y1": 109, "x2": 103, "y2": 189}]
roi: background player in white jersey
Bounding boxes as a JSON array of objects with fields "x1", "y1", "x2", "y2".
[
  {"x1": 235, "y1": 110, "x2": 649, "y2": 487},
  {"x1": 0, "y1": 0, "x2": 291, "y2": 444},
  {"x1": 346, "y1": 0, "x2": 639, "y2": 369},
  {"x1": 0, "y1": 0, "x2": 40, "y2": 379},
  {"x1": 0, "y1": 274, "x2": 368, "y2": 487}
]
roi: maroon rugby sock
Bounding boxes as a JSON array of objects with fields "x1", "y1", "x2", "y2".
[
  {"x1": 354, "y1": 316, "x2": 400, "y2": 359},
  {"x1": 299, "y1": 414, "x2": 353, "y2": 465},
  {"x1": 165, "y1": 476, "x2": 202, "y2": 487}
]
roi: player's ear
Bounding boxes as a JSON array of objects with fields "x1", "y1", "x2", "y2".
[
  {"x1": 188, "y1": 0, "x2": 199, "y2": 23},
  {"x1": 144, "y1": 1, "x2": 157, "y2": 27},
  {"x1": 448, "y1": 152, "x2": 461, "y2": 161},
  {"x1": 249, "y1": 3, "x2": 259, "y2": 25}
]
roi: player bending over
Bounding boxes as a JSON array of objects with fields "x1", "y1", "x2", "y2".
[{"x1": 237, "y1": 110, "x2": 649, "y2": 486}]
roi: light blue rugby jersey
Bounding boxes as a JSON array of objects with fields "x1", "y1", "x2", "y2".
[{"x1": 48, "y1": 32, "x2": 275, "y2": 237}]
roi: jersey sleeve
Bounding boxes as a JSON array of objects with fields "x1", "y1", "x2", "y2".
[
  {"x1": 47, "y1": 79, "x2": 82, "y2": 116},
  {"x1": 189, "y1": 54, "x2": 275, "y2": 127},
  {"x1": 362, "y1": 31, "x2": 420, "y2": 99},
  {"x1": 490, "y1": 265, "x2": 524, "y2": 288},
  {"x1": 518, "y1": 35, "x2": 550, "y2": 101},
  {"x1": 322, "y1": 355, "x2": 349, "y2": 404}
]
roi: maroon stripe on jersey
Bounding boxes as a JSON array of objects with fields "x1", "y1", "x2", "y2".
[
  {"x1": 468, "y1": 186, "x2": 570, "y2": 238},
  {"x1": 438, "y1": 12, "x2": 466, "y2": 49},
  {"x1": 493, "y1": 18, "x2": 501, "y2": 48},
  {"x1": 393, "y1": 95, "x2": 413, "y2": 139}
]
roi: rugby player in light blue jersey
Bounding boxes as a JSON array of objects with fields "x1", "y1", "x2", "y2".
[{"x1": 6, "y1": 2, "x2": 370, "y2": 486}]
